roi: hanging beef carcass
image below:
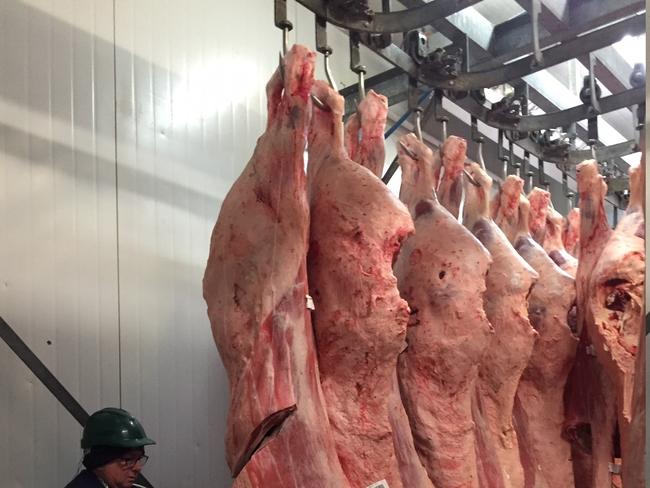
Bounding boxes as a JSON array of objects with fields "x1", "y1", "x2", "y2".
[
  {"x1": 439, "y1": 145, "x2": 538, "y2": 488},
  {"x1": 527, "y1": 188, "x2": 578, "y2": 277},
  {"x1": 393, "y1": 134, "x2": 492, "y2": 488},
  {"x1": 587, "y1": 163, "x2": 645, "y2": 487},
  {"x1": 564, "y1": 208, "x2": 581, "y2": 257},
  {"x1": 307, "y1": 82, "x2": 432, "y2": 488},
  {"x1": 623, "y1": 150, "x2": 646, "y2": 488},
  {"x1": 202, "y1": 45, "x2": 349, "y2": 488},
  {"x1": 491, "y1": 176, "x2": 578, "y2": 488},
  {"x1": 344, "y1": 90, "x2": 389, "y2": 177},
  {"x1": 564, "y1": 160, "x2": 617, "y2": 488}
]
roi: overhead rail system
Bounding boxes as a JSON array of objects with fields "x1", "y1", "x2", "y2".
[{"x1": 277, "y1": 0, "x2": 646, "y2": 213}]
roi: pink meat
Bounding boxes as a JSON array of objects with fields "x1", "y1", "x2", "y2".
[
  {"x1": 394, "y1": 135, "x2": 492, "y2": 488},
  {"x1": 526, "y1": 187, "x2": 551, "y2": 245},
  {"x1": 588, "y1": 163, "x2": 645, "y2": 487},
  {"x1": 307, "y1": 82, "x2": 430, "y2": 488},
  {"x1": 457, "y1": 164, "x2": 538, "y2": 488},
  {"x1": 564, "y1": 160, "x2": 617, "y2": 488},
  {"x1": 344, "y1": 90, "x2": 388, "y2": 177},
  {"x1": 435, "y1": 135, "x2": 468, "y2": 219},
  {"x1": 496, "y1": 179, "x2": 578, "y2": 488},
  {"x1": 624, "y1": 150, "x2": 646, "y2": 488},
  {"x1": 564, "y1": 208, "x2": 581, "y2": 258},
  {"x1": 527, "y1": 188, "x2": 578, "y2": 277},
  {"x1": 202, "y1": 45, "x2": 348, "y2": 487},
  {"x1": 491, "y1": 176, "x2": 524, "y2": 243}
]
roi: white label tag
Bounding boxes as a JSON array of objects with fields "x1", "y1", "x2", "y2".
[
  {"x1": 366, "y1": 481, "x2": 389, "y2": 488},
  {"x1": 305, "y1": 294, "x2": 315, "y2": 310}
]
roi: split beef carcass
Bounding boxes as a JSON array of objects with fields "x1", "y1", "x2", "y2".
[
  {"x1": 564, "y1": 208, "x2": 581, "y2": 258},
  {"x1": 440, "y1": 148, "x2": 538, "y2": 488},
  {"x1": 624, "y1": 150, "x2": 646, "y2": 488},
  {"x1": 394, "y1": 133, "x2": 492, "y2": 488},
  {"x1": 344, "y1": 90, "x2": 388, "y2": 177},
  {"x1": 587, "y1": 163, "x2": 645, "y2": 487},
  {"x1": 307, "y1": 82, "x2": 432, "y2": 488},
  {"x1": 527, "y1": 188, "x2": 578, "y2": 277},
  {"x1": 493, "y1": 176, "x2": 578, "y2": 488},
  {"x1": 202, "y1": 46, "x2": 348, "y2": 488},
  {"x1": 564, "y1": 160, "x2": 617, "y2": 488}
]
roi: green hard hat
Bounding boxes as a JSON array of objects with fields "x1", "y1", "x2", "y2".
[{"x1": 81, "y1": 407, "x2": 156, "y2": 450}]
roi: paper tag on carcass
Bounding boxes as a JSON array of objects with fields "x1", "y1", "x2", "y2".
[
  {"x1": 366, "y1": 481, "x2": 389, "y2": 488},
  {"x1": 305, "y1": 294, "x2": 315, "y2": 310}
]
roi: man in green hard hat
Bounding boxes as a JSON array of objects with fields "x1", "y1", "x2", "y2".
[{"x1": 65, "y1": 407, "x2": 155, "y2": 488}]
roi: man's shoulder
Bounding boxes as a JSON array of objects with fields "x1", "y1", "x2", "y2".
[{"x1": 64, "y1": 470, "x2": 104, "y2": 488}]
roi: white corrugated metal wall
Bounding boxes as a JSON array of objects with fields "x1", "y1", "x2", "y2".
[{"x1": 0, "y1": 1, "x2": 390, "y2": 486}]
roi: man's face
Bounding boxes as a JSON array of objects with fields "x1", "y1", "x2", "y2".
[{"x1": 96, "y1": 449, "x2": 147, "y2": 488}]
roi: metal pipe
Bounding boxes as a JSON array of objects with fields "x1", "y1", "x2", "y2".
[
  {"x1": 384, "y1": 90, "x2": 433, "y2": 139},
  {"x1": 531, "y1": 0, "x2": 544, "y2": 67}
]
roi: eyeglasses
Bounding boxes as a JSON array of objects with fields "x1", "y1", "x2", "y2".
[{"x1": 117, "y1": 454, "x2": 149, "y2": 469}]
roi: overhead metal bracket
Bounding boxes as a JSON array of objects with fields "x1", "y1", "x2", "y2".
[
  {"x1": 459, "y1": 85, "x2": 645, "y2": 132},
  {"x1": 295, "y1": 0, "x2": 481, "y2": 33},
  {"x1": 363, "y1": 14, "x2": 643, "y2": 91}
]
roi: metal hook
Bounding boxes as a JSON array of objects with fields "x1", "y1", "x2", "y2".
[
  {"x1": 316, "y1": 15, "x2": 337, "y2": 92},
  {"x1": 415, "y1": 110, "x2": 423, "y2": 142},
  {"x1": 274, "y1": 0, "x2": 293, "y2": 56},
  {"x1": 470, "y1": 115, "x2": 485, "y2": 170},
  {"x1": 463, "y1": 169, "x2": 480, "y2": 187},
  {"x1": 408, "y1": 78, "x2": 423, "y2": 142},
  {"x1": 350, "y1": 32, "x2": 366, "y2": 100},
  {"x1": 567, "y1": 191, "x2": 575, "y2": 210},
  {"x1": 498, "y1": 130, "x2": 509, "y2": 178},
  {"x1": 522, "y1": 150, "x2": 530, "y2": 187},
  {"x1": 526, "y1": 171, "x2": 534, "y2": 193},
  {"x1": 433, "y1": 89, "x2": 448, "y2": 142},
  {"x1": 537, "y1": 157, "x2": 546, "y2": 189},
  {"x1": 311, "y1": 94, "x2": 331, "y2": 112},
  {"x1": 399, "y1": 140, "x2": 418, "y2": 160}
]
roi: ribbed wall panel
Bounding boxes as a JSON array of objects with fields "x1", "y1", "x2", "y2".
[{"x1": 0, "y1": 1, "x2": 120, "y2": 486}]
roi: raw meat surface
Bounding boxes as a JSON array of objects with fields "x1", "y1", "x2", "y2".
[
  {"x1": 527, "y1": 188, "x2": 578, "y2": 276},
  {"x1": 526, "y1": 187, "x2": 551, "y2": 245},
  {"x1": 344, "y1": 90, "x2": 388, "y2": 177},
  {"x1": 307, "y1": 82, "x2": 430, "y2": 488},
  {"x1": 588, "y1": 163, "x2": 645, "y2": 487},
  {"x1": 564, "y1": 208, "x2": 581, "y2": 258},
  {"x1": 564, "y1": 160, "x2": 616, "y2": 488},
  {"x1": 394, "y1": 134, "x2": 492, "y2": 488},
  {"x1": 450, "y1": 163, "x2": 538, "y2": 488},
  {"x1": 436, "y1": 135, "x2": 468, "y2": 219},
  {"x1": 491, "y1": 176, "x2": 523, "y2": 243},
  {"x1": 624, "y1": 148, "x2": 646, "y2": 488},
  {"x1": 495, "y1": 178, "x2": 578, "y2": 488},
  {"x1": 202, "y1": 46, "x2": 348, "y2": 487}
]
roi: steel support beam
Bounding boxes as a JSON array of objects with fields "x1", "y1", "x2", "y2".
[
  {"x1": 294, "y1": 0, "x2": 482, "y2": 33},
  {"x1": 364, "y1": 14, "x2": 643, "y2": 91},
  {"x1": 485, "y1": 0, "x2": 643, "y2": 67}
]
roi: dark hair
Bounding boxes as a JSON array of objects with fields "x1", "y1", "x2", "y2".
[{"x1": 82, "y1": 446, "x2": 144, "y2": 470}]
